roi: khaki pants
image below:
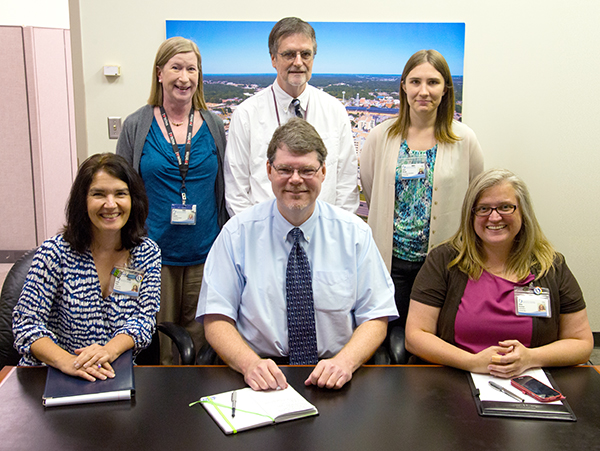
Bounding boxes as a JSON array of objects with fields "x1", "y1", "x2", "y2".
[{"x1": 158, "y1": 264, "x2": 206, "y2": 365}]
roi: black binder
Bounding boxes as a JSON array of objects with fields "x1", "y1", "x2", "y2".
[
  {"x1": 43, "y1": 349, "x2": 135, "y2": 407},
  {"x1": 468, "y1": 371, "x2": 576, "y2": 421}
]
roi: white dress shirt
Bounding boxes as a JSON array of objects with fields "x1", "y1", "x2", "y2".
[{"x1": 224, "y1": 80, "x2": 360, "y2": 215}]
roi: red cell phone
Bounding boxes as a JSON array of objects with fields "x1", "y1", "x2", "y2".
[{"x1": 510, "y1": 375, "x2": 565, "y2": 402}]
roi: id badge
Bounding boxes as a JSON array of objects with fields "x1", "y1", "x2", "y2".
[
  {"x1": 514, "y1": 286, "x2": 551, "y2": 317},
  {"x1": 171, "y1": 204, "x2": 197, "y2": 225},
  {"x1": 401, "y1": 156, "x2": 427, "y2": 180},
  {"x1": 111, "y1": 267, "x2": 144, "y2": 297}
]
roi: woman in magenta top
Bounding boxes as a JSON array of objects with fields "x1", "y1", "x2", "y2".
[{"x1": 406, "y1": 169, "x2": 592, "y2": 378}]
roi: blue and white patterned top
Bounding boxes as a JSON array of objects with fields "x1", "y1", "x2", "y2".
[
  {"x1": 12, "y1": 234, "x2": 161, "y2": 366},
  {"x1": 392, "y1": 140, "x2": 437, "y2": 262}
]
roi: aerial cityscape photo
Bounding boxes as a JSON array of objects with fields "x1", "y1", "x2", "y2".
[
  {"x1": 166, "y1": 20, "x2": 465, "y2": 215},
  {"x1": 167, "y1": 20, "x2": 465, "y2": 155},
  {"x1": 201, "y1": 73, "x2": 464, "y2": 155}
]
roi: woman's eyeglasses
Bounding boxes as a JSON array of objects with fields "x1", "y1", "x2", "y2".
[{"x1": 472, "y1": 204, "x2": 518, "y2": 217}]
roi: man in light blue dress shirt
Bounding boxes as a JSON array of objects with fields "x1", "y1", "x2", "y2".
[{"x1": 197, "y1": 118, "x2": 397, "y2": 391}]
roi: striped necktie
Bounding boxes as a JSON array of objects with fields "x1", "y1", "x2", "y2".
[
  {"x1": 291, "y1": 98, "x2": 303, "y2": 118},
  {"x1": 286, "y1": 227, "x2": 318, "y2": 365}
]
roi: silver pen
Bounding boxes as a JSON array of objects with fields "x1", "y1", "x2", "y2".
[
  {"x1": 489, "y1": 381, "x2": 525, "y2": 402},
  {"x1": 231, "y1": 390, "x2": 237, "y2": 417}
]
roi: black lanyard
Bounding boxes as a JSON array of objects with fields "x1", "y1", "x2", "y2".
[{"x1": 160, "y1": 106, "x2": 194, "y2": 203}]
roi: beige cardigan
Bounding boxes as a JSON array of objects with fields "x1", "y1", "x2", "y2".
[{"x1": 360, "y1": 119, "x2": 484, "y2": 272}]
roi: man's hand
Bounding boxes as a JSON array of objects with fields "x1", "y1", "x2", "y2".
[
  {"x1": 205, "y1": 315, "x2": 289, "y2": 391},
  {"x1": 244, "y1": 358, "x2": 288, "y2": 391},
  {"x1": 304, "y1": 356, "x2": 353, "y2": 389}
]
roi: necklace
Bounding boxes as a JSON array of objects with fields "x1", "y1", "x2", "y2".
[{"x1": 171, "y1": 120, "x2": 184, "y2": 126}]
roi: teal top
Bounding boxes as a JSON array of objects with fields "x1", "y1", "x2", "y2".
[
  {"x1": 140, "y1": 119, "x2": 220, "y2": 266},
  {"x1": 392, "y1": 140, "x2": 437, "y2": 262}
]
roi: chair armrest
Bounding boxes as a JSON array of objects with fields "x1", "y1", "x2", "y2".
[
  {"x1": 369, "y1": 345, "x2": 391, "y2": 365},
  {"x1": 0, "y1": 248, "x2": 37, "y2": 369},
  {"x1": 157, "y1": 322, "x2": 195, "y2": 365},
  {"x1": 196, "y1": 341, "x2": 218, "y2": 365},
  {"x1": 389, "y1": 325, "x2": 409, "y2": 364}
]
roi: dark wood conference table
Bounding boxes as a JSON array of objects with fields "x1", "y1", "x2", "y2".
[{"x1": 0, "y1": 364, "x2": 599, "y2": 450}]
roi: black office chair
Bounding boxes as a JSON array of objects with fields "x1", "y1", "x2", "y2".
[
  {"x1": 0, "y1": 249, "x2": 37, "y2": 369},
  {"x1": 388, "y1": 325, "x2": 410, "y2": 364},
  {"x1": 195, "y1": 341, "x2": 218, "y2": 365},
  {"x1": 365, "y1": 325, "x2": 409, "y2": 365},
  {"x1": 0, "y1": 247, "x2": 196, "y2": 369},
  {"x1": 136, "y1": 322, "x2": 196, "y2": 365},
  {"x1": 367, "y1": 345, "x2": 390, "y2": 365}
]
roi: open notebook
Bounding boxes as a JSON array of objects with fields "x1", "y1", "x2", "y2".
[{"x1": 195, "y1": 385, "x2": 318, "y2": 434}]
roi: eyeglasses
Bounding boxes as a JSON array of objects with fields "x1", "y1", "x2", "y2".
[
  {"x1": 277, "y1": 50, "x2": 314, "y2": 62},
  {"x1": 271, "y1": 164, "x2": 322, "y2": 179},
  {"x1": 472, "y1": 204, "x2": 518, "y2": 217}
]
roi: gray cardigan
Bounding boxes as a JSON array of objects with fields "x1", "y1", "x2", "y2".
[{"x1": 116, "y1": 104, "x2": 229, "y2": 228}]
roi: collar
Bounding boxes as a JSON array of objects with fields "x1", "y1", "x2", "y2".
[
  {"x1": 272, "y1": 80, "x2": 310, "y2": 114},
  {"x1": 272, "y1": 199, "x2": 320, "y2": 245}
]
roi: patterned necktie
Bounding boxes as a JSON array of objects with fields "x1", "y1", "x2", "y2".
[
  {"x1": 291, "y1": 98, "x2": 303, "y2": 118},
  {"x1": 286, "y1": 227, "x2": 318, "y2": 365}
]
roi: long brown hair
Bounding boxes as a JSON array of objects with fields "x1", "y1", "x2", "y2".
[{"x1": 387, "y1": 49, "x2": 459, "y2": 144}]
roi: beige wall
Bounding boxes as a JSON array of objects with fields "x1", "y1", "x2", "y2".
[
  {"x1": 0, "y1": 0, "x2": 69, "y2": 28},
  {"x1": 70, "y1": 0, "x2": 600, "y2": 329}
]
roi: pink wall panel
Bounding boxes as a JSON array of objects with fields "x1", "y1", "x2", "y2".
[
  {"x1": 0, "y1": 26, "x2": 76, "y2": 255},
  {"x1": 0, "y1": 27, "x2": 37, "y2": 251},
  {"x1": 24, "y1": 27, "x2": 76, "y2": 241}
]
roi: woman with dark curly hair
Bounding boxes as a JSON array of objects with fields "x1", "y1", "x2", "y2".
[{"x1": 13, "y1": 153, "x2": 161, "y2": 381}]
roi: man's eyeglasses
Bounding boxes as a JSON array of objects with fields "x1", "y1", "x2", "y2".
[
  {"x1": 271, "y1": 164, "x2": 322, "y2": 179},
  {"x1": 472, "y1": 204, "x2": 518, "y2": 217},
  {"x1": 277, "y1": 50, "x2": 314, "y2": 62}
]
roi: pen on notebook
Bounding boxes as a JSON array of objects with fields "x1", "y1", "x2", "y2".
[
  {"x1": 231, "y1": 390, "x2": 237, "y2": 417},
  {"x1": 489, "y1": 381, "x2": 525, "y2": 402}
]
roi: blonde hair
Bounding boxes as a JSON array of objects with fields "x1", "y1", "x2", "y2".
[
  {"x1": 388, "y1": 49, "x2": 459, "y2": 144},
  {"x1": 148, "y1": 37, "x2": 207, "y2": 110},
  {"x1": 449, "y1": 168, "x2": 557, "y2": 280}
]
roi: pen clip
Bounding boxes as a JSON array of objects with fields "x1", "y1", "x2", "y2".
[{"x1": 231, "y1": 390, "x2": 237, "y2": 418}]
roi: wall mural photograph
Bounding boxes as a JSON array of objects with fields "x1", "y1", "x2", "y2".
[
  {"x1": 167, "y1": 20, "x2": 464, "y2": 145},
  {"x1": 167, "y1": 20, "x2": 465, "y2": 214}
]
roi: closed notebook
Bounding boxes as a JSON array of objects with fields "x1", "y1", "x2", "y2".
[
  {"x1": 197, "y1": 385, "x2": 318, "y2": 434},
  {"x1": 468, "y1": 368, "x2": 575, "y2": 421},
  {"x1": 42, "y1": 349, "x2": 134, "y2": 407}
]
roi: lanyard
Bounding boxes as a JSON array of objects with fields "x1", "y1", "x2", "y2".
[
  {"x1": 271, "y1": 85, "x2": 308, "y2": 126},
  {"x1": 160, "y1": 106, "x2": 194, "y2": 203}
]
